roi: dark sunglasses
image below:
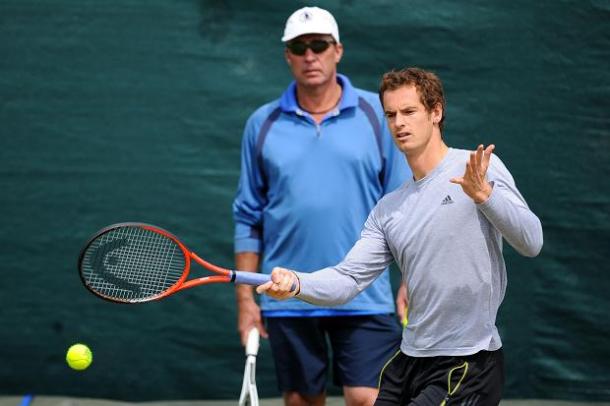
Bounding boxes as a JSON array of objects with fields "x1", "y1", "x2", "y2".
[{"x1": 286, "y1": 39, "x2": 336, "y2": 56}]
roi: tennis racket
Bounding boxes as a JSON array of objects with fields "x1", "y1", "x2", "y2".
[
  {"x1": 238, "y1": 328, "x2": 260, "y2": 406},
  {"x1": 78, "y1": 222, "x2": 280, "y2": 303}
]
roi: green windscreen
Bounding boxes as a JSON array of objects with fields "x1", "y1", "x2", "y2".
[{"x1": 0, "y1": 0, "x2": 608, "y2": 401}]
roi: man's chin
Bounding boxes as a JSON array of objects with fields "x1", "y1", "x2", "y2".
[
  {"x1": 299, "y1": 75, "x2": 327, "y2": 87},
  {"x1": 396, "y1": 141, "x2": 415, "y2": 155}
]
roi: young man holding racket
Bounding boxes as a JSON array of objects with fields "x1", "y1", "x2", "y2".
[
  {"x1": 258, "y1": 67, "x2": 544, "y2": 405},
  {"x1": 233, "y1": 6, "x2": 410, "y2": 406}
]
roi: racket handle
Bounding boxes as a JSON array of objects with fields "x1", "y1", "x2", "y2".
[
  {"x1": 245, "y1": 328, "x2": 260, "y2": 356},
  {"x1": 232, "y1": 271, "x2": 297, "y2": 292},
  {"x1": 233, "y1": 271, "x2": 271, "y2": 286}
]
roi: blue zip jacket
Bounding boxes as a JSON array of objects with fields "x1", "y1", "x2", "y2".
[{"x1": 233, "y1": 74, "x2": 411, "y2": 315}]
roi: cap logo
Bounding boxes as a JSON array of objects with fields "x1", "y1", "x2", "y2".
[{"x1": 299, "y1": 11, "x2": 312, "y2": 22}]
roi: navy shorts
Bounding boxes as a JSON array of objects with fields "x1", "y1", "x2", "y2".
[
  {"x1": 266, "y1": 315, "x2": 402, "y2": 395},
  {"x1": 375, "y1": 349, "x2": 504, "y2": 405}
]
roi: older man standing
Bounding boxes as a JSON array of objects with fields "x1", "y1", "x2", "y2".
[{"x1": 233, "y1": 7, "x2": 410, "y2": 406}]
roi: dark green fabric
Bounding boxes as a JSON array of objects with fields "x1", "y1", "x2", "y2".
[{"x1": 1, "y1": 0, "x2": 608, "y2": 401}]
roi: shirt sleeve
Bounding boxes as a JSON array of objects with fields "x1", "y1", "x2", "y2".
[
  {"x1": 232, "y1": 114, "x2": 267, "y2": 253},
  {"x1": 296, "y1": 205, "x2": 394, "y2": 305},
  {"x1": 477, "y1": 154, "x2": 544, "y2": 257}
]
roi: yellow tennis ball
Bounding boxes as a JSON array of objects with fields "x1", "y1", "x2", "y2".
[
  {"x1": 66, "y1": 343, "x2": 92, "y2": 371},
  {"x1": 401, "y1": 313, "x2": 408, "y2": 328}
]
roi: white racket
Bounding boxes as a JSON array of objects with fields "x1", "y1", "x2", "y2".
[{"x1": 238, "y1": 328, "x2": 260, "y2": 406}]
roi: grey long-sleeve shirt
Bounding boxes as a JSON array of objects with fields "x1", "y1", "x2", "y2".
[{"x1": 296, "y1": 148, "x2": 543, "y2": 357}]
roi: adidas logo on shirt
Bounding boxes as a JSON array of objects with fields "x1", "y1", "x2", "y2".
[{"x1": 441, "y1": 195, "x2": 454, "y2": 205}]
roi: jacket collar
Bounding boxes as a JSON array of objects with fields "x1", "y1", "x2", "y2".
[{"x1": 279, "y1": 73, "x2": 359, "y2": 114}]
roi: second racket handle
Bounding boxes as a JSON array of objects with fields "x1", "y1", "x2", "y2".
[
  {"x1": 245, "y1": 328, "x2": 260, "y2": 356},
  {"x1": 232, "y1": 270, "x2": 297, "y2": 292}
]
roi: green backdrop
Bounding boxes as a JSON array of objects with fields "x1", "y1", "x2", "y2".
[{"x1": 1, "y1": 0, "x2": 608, "y2": 401}]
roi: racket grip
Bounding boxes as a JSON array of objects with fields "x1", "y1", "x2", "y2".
[
  {"x1": 233, "y1": 271, "x2": 271, "y2": 286},
  {"x1": 245, "y1": 328, "x2": 260, "y2": 356},
  {"x1": 233, "y1": 271, "x2": 297, "y2": 292}
]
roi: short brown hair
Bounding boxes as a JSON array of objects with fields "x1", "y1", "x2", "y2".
[{"x1": 379, "y1": 67, "x2": 445, "y2": 132}]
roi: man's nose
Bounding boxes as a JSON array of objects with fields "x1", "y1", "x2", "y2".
[
  {"x1": 394, "y1": 113, "x2": 406, "y2": 128},
  {"x1": 303, "y1": 48, "x2": 317, "y2": 61}
]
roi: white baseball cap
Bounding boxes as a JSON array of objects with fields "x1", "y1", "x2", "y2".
[{"x1": 281, "y1": 6, "x2": 340, "y2": 43}]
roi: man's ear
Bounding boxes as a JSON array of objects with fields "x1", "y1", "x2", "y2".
[
  {"x1": 334, "y1": 42, "x2": 344, "y2": 64},
  {"x1": 432, "y1": 102, "x2": 443, "y2": 124}
]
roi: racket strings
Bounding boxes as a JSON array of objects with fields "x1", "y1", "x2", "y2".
[{"x1": 81, "y1": 226, "x2": 186, "y2": 302}]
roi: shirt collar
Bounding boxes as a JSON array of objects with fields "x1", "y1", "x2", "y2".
[{"x1": 279, "y1": 73, "x2": 359, "y2": 113}]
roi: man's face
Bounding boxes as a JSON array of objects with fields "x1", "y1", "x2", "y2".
[
  {"x1": 284, "y1": 34, "x2": 343, "y2": 88},
  {"x1": 382, "y1": 85, "x2": 442, "y2": 155}
]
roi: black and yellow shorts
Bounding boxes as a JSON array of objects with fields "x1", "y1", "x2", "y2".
[{"x1": 375, "y1": 349, "x2": 504, "y2": 405}]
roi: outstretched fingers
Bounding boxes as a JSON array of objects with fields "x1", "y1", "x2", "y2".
[
  {"x1": 450, "y1": 144, "x2": 496, "y2": 203},
  {"x1": 470, "y1": 144, "x2": 495, "y2": 178},
  {"x1": 471, "y1": 147, "x2": 480, "y2": 174},
  {"x1": 449, "y1": 175, "x2": 464, "y2": 185},
  {"x1": 482, "y1": 144, "x2": 495, "y2": 172}
]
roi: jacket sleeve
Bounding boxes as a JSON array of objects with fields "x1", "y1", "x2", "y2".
[
  {"x1": 296, "y1": 206, "x2": 394, "y2": 305},
  {"x1": 477, "y1": 154, "x2": 544, "y2": 257},
  {"x1": 232, "y1": 114, "x2": 267, "y2": 254}
]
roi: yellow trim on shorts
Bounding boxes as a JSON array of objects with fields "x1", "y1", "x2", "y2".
[
  {"x1": 440, "y1": 361, "x2": 469, "y2": 406},
  {"x1": 377, "y1": 349, "x2": 402, "y2": 389}
]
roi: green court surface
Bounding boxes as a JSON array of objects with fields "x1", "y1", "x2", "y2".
[{"x1": 3, "y1": 397, "x2": 610, "y2": 406}]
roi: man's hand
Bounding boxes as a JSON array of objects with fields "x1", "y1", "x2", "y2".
[
  {"x1": 395, "y1": 282, "x2": 408, "y2": 327},
  {"x1": 235, "y1": 252, "x2": 267, "y2": 346},
  {"x1": 256, "y1": 267, "x2": 300, "y2": 300},
  {"x1": 450, "y1": 144, "x2": 495, "y2": 204},
  {"x1": 236, "y1": 291, "x2": 268, "y2": 346}
]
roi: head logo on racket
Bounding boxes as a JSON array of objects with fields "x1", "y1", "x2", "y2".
[{"x1": 86, "y1": 236, "x2": 143, "y2": 295}]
